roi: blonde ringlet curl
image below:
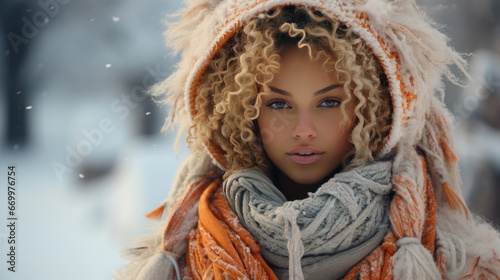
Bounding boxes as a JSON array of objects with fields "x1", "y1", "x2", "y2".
[{"x1": 188, "y1": 6, "x2": 392, "y2": 176}]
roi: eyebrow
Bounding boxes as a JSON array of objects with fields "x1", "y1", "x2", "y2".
[{"x1": 269, "y1": 84, "x2": 342, "y2": 96}]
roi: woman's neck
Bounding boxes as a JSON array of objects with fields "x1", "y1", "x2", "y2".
[{"x1": 271, "y1": 165, "x2": 341, "y2": 201}]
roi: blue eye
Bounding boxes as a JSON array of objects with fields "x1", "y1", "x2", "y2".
[
  {"x1": 268, "y1": 101, "x2": 290, "y2": 109},
  {"x1": 319, "y1": 99, "x2": 340, "y2": 107}
]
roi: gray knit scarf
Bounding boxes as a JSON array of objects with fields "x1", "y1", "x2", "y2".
[{"x1": 223, "y1": 160, "x2": 393, "y2": 280}]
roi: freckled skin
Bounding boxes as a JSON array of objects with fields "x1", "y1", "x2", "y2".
[{"x1": 257, "y1": 46, "x2": 356, "y2": 200}]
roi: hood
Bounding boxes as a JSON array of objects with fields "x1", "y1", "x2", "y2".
[{"x1": 156, "y1": 0, "x2": 467, "y2": 180}]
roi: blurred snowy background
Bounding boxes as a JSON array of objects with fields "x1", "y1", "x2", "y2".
[{"x1": 0, "y1": 0, "x2": 499, "y2": 279}]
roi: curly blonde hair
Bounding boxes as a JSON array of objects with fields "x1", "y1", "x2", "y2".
[{"x1": 189, "y1": 6, "x2": 392, "y2": 174}]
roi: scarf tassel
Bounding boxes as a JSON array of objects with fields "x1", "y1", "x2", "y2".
[
  {"x1": 134, "y1": 251, "x2": 181, "y2": 280},
  {"x1": 145, "y1": 204, "x2": 166, "y2": 220},
  {"x1": 442, "y1": 183, "x2": 468, "y2": 219},
  {"x1": 392, "y1": 238, "x2": 442, "y2": 279},
  {"x1": 277, "y1": 208, "x2": 305, "y2": 280}
]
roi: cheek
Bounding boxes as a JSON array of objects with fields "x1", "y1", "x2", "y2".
[
  {"x1": 257, "y1": 110, "x2": 291, "y2": 145},
  {"x1": 322, "y1": 117, "x2": 354, "y2": 146},
  {"x1": 332, "y1": 107, "x2": 356, "y2": 137},
  {"x1": 257, "y1": 113, "x2": 273, "y2": 147}
]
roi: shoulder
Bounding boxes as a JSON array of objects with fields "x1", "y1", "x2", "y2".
[{"x1": 115, "y1": 152, "x2": 219, "y2": 280}]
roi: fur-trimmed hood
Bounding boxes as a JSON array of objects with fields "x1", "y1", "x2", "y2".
[
  {"x1": 156, "y1": 0, "x2": 466, "y2": 168},
  {"x1": 154, "y1": 0, "x2": 470, "y2": 209}
]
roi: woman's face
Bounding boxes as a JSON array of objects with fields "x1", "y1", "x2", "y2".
[{"x1": 257, "y1": 46, "x2": 356, "y2": 187}]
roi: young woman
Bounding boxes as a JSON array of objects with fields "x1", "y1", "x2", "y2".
[{"x1": 117, "y1": 1, "x2": 500, "y2": 279}]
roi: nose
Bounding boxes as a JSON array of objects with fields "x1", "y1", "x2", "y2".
[{"x1": 292, "y1": 111, "x2": 317, "y2": 139}]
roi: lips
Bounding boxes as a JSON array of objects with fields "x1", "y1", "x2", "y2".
[{"x1": 287, "y1": 146, "x2": 324, "y2": 165}]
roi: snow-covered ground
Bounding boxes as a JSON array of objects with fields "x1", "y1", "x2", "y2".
[{"x1": 0, "y1": 133, "x2": 188, "y2": 279}]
